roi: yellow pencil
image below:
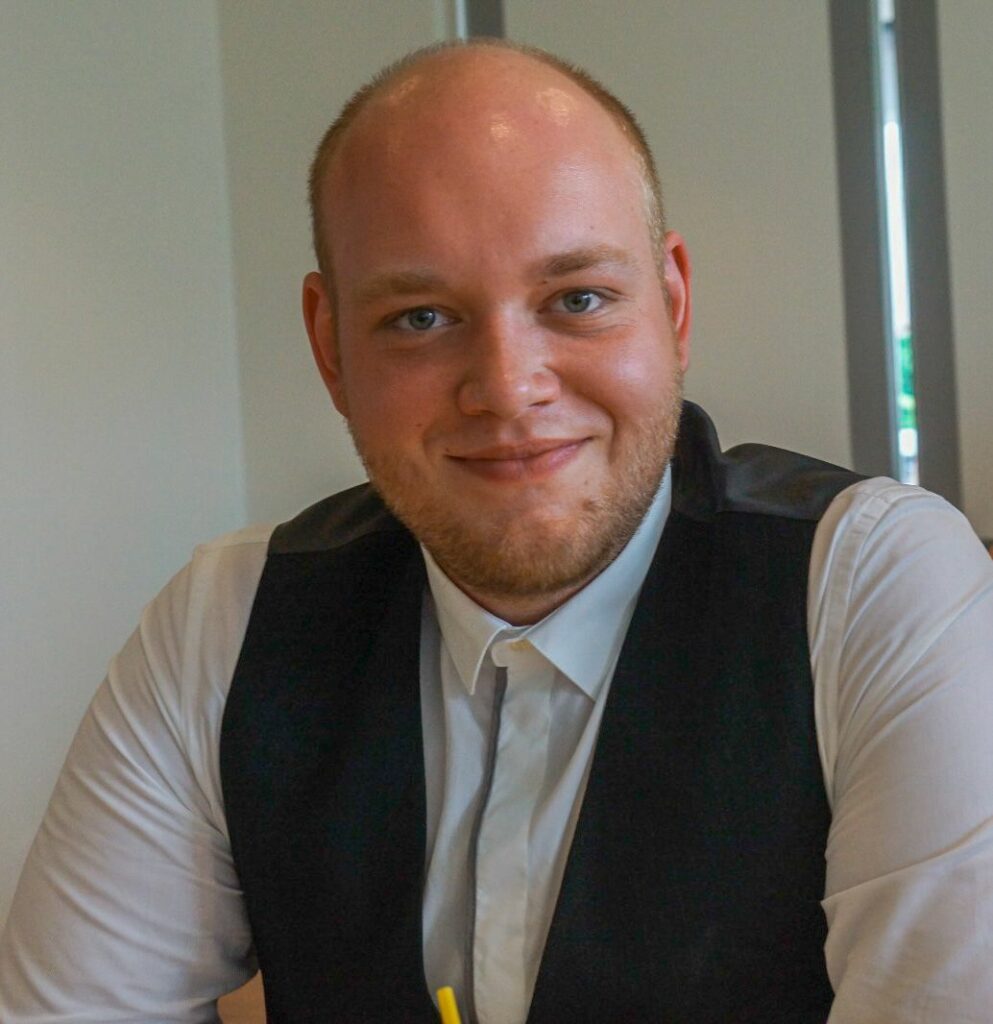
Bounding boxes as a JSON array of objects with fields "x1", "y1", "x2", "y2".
[{"x1": 436, "y1": 986, "x2": 462, "y2": 1024}]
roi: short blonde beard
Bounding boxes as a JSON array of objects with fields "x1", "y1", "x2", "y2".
[{"x1": 352, "y1": 370, "x2": 684, "y2": 608}]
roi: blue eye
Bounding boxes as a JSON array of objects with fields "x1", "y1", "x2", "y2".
[
  {"x1": 390, "y1": 306, "x2": 457, "y2": 333},
  {"x1": 399, "y1": 307, "x2": 440, "y2": 331},
  {"x1": 558, "y1": 290, "x2": 603, "y2": 314}
]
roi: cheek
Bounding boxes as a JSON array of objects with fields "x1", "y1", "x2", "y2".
[
  {"x1": 343, "y1": 364, "x2": 447, "y2": 453},
  {"x1": 581, "y1": 338, "x2": 677, "y2": 421}
]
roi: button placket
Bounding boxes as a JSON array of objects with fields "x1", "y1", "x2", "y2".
[{"x1": 472, "y1": 641, "x2": 554, "y2": 1024}]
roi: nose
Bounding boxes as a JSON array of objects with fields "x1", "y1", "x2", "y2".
[{"x1": 456, "y1": 315, "x2": 560, "y2": 419}]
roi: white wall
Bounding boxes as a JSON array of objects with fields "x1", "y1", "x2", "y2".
[
  {"x1": 0, "y1": 0, "x2": 450, "y2": 927},
  {"x1": 938, "y1": 0, "x2": 993, "y2": 539},
  {"x1": 0, "y1": 2, "x2": 246, "y2": 923},
  {"x1": 507, "y1": 0, "x2": 851, "y2": 466},
  {"x1": 218, "y1": 0, "x2": 444, "y2": 523}
]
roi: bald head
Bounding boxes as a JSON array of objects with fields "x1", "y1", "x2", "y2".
[{"x1": 307, "y1": 40, "x2": 665, "y2": 284}]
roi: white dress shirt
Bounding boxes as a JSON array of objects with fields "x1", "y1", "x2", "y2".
[
  {"x1": 1, "y1": 475, "x2": 992, "y2": 1023},
  {"x1": 420, "y1": 468, "x2": 668, "y2": 1023}
]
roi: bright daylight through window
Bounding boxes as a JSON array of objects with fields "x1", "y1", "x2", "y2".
[{"x1": 876, "y1": 0, "x2": 918, "y2": 484}]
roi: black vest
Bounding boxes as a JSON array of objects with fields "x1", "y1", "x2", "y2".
[{"x1": 220, "y1": 403, "x2": 860, "y2": 1022}]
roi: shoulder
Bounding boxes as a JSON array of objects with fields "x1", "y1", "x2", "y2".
[
  {"x1": 811, "y1": 476, "x2": 989, "y2": 601},
  {"x1": 269, "y1": 482, "x2": 405, "y2": 555},
  {"x1": 138, "y1": 522, "x2": 275, "y2": 675},
  {"x1": 809, "y1": 476, "x2": 989, "y2": 672},
  {"x1": 672, "y1": 402, "x2": 862, "y2": 522},
  {"x1": 164, "y1": 485, "x2": 403, "y2": 657},
  {"x1": 811, "y1": 475, "x2": 992, "y2": 676},
  {"x1": 810, "y1": 474, "x2": 992, "y2": 668},
  {"x1": 185, "y1": 521, "x2": 275, "y2": 608}
]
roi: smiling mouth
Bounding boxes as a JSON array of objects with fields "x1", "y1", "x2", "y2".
[{"x1": 448, "y1": 439, "x2": 589, "y2": 481}]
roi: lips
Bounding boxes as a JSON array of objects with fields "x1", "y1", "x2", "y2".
[{"x1": 448, "y1": 438, "x2": 588, "y2": 481}]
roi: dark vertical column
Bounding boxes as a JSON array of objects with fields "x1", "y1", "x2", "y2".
[
  {"x1": 894, "y1": 0, "x2": 962, "y2": 505},
  {"x1": 829, "y1": 0, "x2": 897, "y2": 478},
  {"x1": 466, "y1": 0, "x2": 504, "y2": 38}
]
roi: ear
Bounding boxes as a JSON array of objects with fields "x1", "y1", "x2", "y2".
[
  {"x1": 302, "y1": 271, "x2": 349, "y2": 417},
  {"x1": 662, "y1": 231, "x2": 692, "y2": 372}
]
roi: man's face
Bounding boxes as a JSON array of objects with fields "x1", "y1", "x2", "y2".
[{"x1": 304, "y1": 52, "x2": 690, "y2": 622}]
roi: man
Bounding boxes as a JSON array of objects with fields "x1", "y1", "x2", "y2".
[{"x1": 2, "y1": 39, "x2": 992, "y2": 1024}]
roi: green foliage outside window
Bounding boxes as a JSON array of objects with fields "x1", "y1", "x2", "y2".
[{"x1": 897, "y1": 332, "x2": 917, "y2": 431}]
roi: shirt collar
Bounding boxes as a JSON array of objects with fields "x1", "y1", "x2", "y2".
[{"x1": 423, "y1": 467, "x2": 671, "y2": 699}]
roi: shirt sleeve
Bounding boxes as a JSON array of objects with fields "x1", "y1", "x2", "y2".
[
  {"x1": 0, "y1": 528, "x2": 271, "y2": 1023},
  {"x1": 809, "y1": 479, "x2": 993, "y2": 1023}
]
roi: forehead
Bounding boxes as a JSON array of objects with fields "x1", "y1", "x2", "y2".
[
  {"x1": 343, "y1": 48, "x2": 630, "y2": 153},
  {"x1": 333, "y1": 49, "x2": 645, "y2": 202},
  {"x1": 322, "y1": 50, "x2": 653, "y2": 284}
]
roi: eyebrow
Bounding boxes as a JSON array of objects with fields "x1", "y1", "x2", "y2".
[
  {"x1": 352, "y1": 270, "x2": 447, "y2": 306},
  {"x1": 536, "y1": 245, "x2": 639, "y2": 279},
  {"x1": 351, "y1": 245, "x2": 639, "y2": 306}
]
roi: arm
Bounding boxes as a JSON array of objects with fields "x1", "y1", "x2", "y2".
[
  {"x1": 810, "y1": 480, "x2": 993, "y2": 1023},
  {"x1": 0, "y1": 530, "x2": 270, "y2": 1022}
]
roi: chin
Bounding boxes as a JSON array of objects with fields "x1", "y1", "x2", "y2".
[
  {"x1": 370, "y1": 465, "x2": 662, "y2": 603},
  {"x1": 433, "y1": 511, "x2": 622, "y2": 598}
]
